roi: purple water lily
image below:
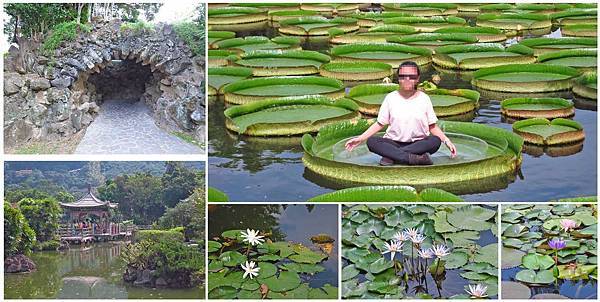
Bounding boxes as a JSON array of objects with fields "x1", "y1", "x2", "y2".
[{"x1": 548, "y1": 237, "x2": 566, "y2": 250}]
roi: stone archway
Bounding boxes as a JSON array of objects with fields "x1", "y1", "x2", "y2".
[{"x1": 4, "y1": 19, "x2": 204, "y2": 153}]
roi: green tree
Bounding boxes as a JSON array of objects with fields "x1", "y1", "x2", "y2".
[
  {"x1": 4, "y1": 202, "x2": 36, "y2": 256},
  {"x1": 157, "y1": 187, "x2": 204, "y2": 241},
  {"x1": 5, "y1": 188, "x2": 51, "y2": 204},
  {"x1": 17, "y1": 197, "x2": 62, "y2": 243},
  {"x1": 55, "y1": 191, "x2": 74, "y2": 204},
  {"x1": 161, "y1": 162, "x2": 201, "y2": 208}
]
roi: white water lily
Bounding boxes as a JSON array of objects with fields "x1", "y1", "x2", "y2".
[
  {"x1": 382, "y1": 240, "x2": 403, "y2": 261},
  {"x1": 403, "y1": 228, "x2": 420, "y2": 239},
  {"x1": 410, "y1": 233, "x2": 426, "y2": 244},
  {"x1": 465, "y1": 283, "x2": 488, "y2": 298},
  {"x1": 417, "y1": 248, "x2": 434, "y2": 259},
  {"x1": 393, "y1": 230, "x2": 410, "y2": 242},
  {"x1": 430, "y1": 244, "x2": 451, "y2": 258},
  {"x1": 240, "y1": 228, "x2": 265, "y2": 246},
  {"x1": 241, "y1": 261, "x2": 260, "y2": 279}
]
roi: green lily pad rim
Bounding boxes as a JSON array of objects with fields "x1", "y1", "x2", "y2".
[
  {"x1": 224, "y1": 95, "x2": 359, "y2": 119},
  {"x1": 368, "y1": 24, "x2": 418, "y2": 34},
  {"x1": 382, "y1": 3, "x2": 458, "y2": 10},
  {"x1": 320, "y1": 61, "x2": 393, "y2": 72},
  {"x1": 307, "y1": 185, "x2": 463, "y2": 202},
  {"x1": 215, "y1": 36, "x2": 300, "y2": 49},
  {"x1": 208, "y1": 49, "x2": 240, "y2": 57},
  {"x1": 208, "y1": 30, "x2": 236, "y2": 39},
  {"x1": 386, "y1": 33, "x2": 478, "y2": 44},
  {"x1": 348, "y1": 11, "x2": 413, "y2": 21},
  {"x1": 208, "y1": 66, "x2": 254, "y2": 78},
  {"x1": 279, "y1": 16, "x2": 359, "y2": 26},
  {"x1": 472, "y1": 64, "x2": 580, "y2": 80},
  {"x1": 479, "y1": 3, "x2": 515, "y2": 11},
  {"x1": 435, "y1": 43, "x2": 533, "y2": 56},
  {"x1": 208, "y1": 6, "x2": 266, "y2": 16},
  {"x1": 428, "y1": 88, "x2": 481, "y2": 103},
  {"x1": 303, "y1": 119, "x2": 523, "y2": 165},
  {"x1": 384, "y1": 15, "x2": 467, "y2": 25},
  {"x1": 512, "y1": 117, "x2": 583, "y2": 131},
  {"x1": 347, "y1": 83, "x2": 398, "y2": 98},
  {"x1": 330, "y1": 43, "x2": 433, "y2": 57},
  {"x1": 477, "y1": 12, "x2": 551, "y2": 21},
  {"x1": 240, "y1": 49, "x2": 331, "y2": 63},
  {"x1": 222, "y1": 76, "x2": 345, "y2": 94},
  {"x1": 551, "y1": 8, "x2": 598, "y2": 20},
  {"x1": 434, "y1": 26, "x2": 504, "y2": 35},
  {"x1": 518, "y1": 37, "x2": 597, "y2": 48},
  {"x1": 235, "y1": 3, "x2": 299, "y2": 8},
  {"x1": 577, "y1": 71, "x2": 597, "y2": 85},
  {"x1": 501, "y1": 97, "x2": 574, "y2": 110},
  {"x1": 537, "y1": 49, "x2": 597, "y2": 63},
  {"x1": 268, "y1": 9, "x2": 319, "y2": 17},
  {"x1": 562, "y1": 24, "x2": 598, "y2": 31},
  {"x1": 515, "y1": 3, "x2": 565, "y2": 10}
]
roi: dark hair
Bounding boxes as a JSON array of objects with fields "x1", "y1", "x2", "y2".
[{"x1": 397, "y1": 61, "x2": 420, "y2": 76}]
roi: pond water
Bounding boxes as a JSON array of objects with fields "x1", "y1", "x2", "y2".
[
  {"x1": 4, "y1": 242, "x2": 203, "y2": 299},
  {"x1": 208, "y1": 22, "x2": 597, "y2": 202},
  {"x1": 502, "y1": 267, "x2": 597, "y2": 299},
  {"x1": 208, "y1": 204, "x2": 338, "y2": 288}
]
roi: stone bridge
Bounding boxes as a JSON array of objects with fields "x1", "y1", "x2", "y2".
[{"x1": 4, "y1": 19, "x2": 204, "y2": 151}]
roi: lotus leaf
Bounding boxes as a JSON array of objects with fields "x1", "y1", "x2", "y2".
[
  {"x1": 447, "y1": 205, "x2": 496, "y2": 231},
  {"x1": 515, "y1": 269, "x2": 555, "y2": 284},
  {"x1": 522, "y1": 253, "x2": 555, "y2": 270}
]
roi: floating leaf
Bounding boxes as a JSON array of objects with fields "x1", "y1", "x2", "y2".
[
  {"x1": 429, "y1": 259, "x2": 446, "y2": 275},
  {"x1": 356, "y1": 218, "x2": 386, "y2": 236},
  {"x1": 442, "y1": 251, "x2": 468, "y2": 269},
  {"x1": 256, "y1": 262, "x2": 277, "y2": 279},
  {"x1": 503, "y1": 238, "x2": 524, "y2": 248},
  {"x1": 289, "y1": 248, "x2": 328, "y2": 264},
  {"x1": 557, "y1": 264, "x2": 596, "y2": 280},
  {"x1": 515, "y1": 269, "x2": 555, "y2": 284},
  {"x1": 280, "y1": 263, "x2": 325, "y2": 275},
  {"x1": 432, "y1": 211, "x2": 459, "y2": 233},
  {"x1": 257, "y1": 254, "x2": 281, "y2": 261},
  {"x1": 460, "y1": 271, "x2": 490, "y2": 280},
  {"x1": 219, "y1": 251, "x2": 247, "y2": 267},
  {"x1": 502, "y1": 247, "x2": 526, "y2": 269},
  {"x1": 503, "y1": 224, "x2": 528, "y2": 238},
  {"x1": 474, "y1": 243, "x2": 498, "y2": 267},
  {"x1": 531, "y1": 293, "x2": 569, "y2": 299},
  {"x1": 369, "y1": 257, "x2": 395, "y2": 274},
  {"x1": 501, "y1": 211, "x2": 523, "y2": 223},
  {"x1": 208, "y1": 240, "x2": 222, "y2": 253},
  {"x1": 209, "y1": 286, "x2": 238, "y2": 299},
  {"x1": 342, "y1": 264, "x2": 360, "y2": 281},
  {"x1": 209, "y1": 271, "x2": 244, "y2": 292},
  {"x1": 522, "y1": 253, "x2": 554, "y2": 270},
  {"x1": 445, "y1": 230, "x2": 480, "y2": 247},
  {"x1": 241, "y1": 279, "x2": 260, "y2": 291},
  {"x1": 447, "y1": 205, "x2": 495, "y2": 231},
  {"x1": 222, "y1": 229, "x2": 243, "y2": 240},
  {"x1": 260, "y1": 271, "x2": 301, "y2": 292},
  {"x1": 501, "y1": 281, "x2": 531, "y2": 299},
  {"x1": 342, "y1": 279, "x2": 367, "y2": 298},
  {"x1": 308, "y1": 284, "x2": 337, "y2": 299}
]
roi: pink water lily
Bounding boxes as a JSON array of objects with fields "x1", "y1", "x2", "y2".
[{"x1": 560, "y1": 219, "x2": 577, "y2": 232}]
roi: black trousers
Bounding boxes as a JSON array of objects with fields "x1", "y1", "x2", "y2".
[{"x1": 366, "y1": 135, "x2": 442, "y2": 164}]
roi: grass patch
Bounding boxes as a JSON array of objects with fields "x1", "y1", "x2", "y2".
[
  {"x1": 120, "y1": 20, "x2": 154, "y2": 34},
  {"x1": 42, "y1": 21, "x2": 91, "y2": 57},
  {"x1": 173, "y1": 21, "x2": 204, "y2": 57}
]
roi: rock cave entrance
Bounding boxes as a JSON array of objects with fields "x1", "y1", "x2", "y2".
[{"x1": 88, "y1": 59, "x2": 154, "y2": 104}]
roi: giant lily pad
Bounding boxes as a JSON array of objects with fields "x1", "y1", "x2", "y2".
[
  {"x1": 476, "y1": 12, "x2": 552, "y2": 31},
  {"x1": 278, "y1": 16, "x2": 359, "y2": 36},
  {"x1": 208, "y1": 30, "x2": 236, "y2": 48},
  {"x1": 269, "y1": 10, "x2": 319, "y2": 23},
  {"x1": 386, "y1": 33, "x2": 477, "y2": 51},
  {"x1": 512, "y1": 118, "x2": 585, "y2": 145},
  {"x1": 330, "y1": 24, "x2": 417, "y2": 44},
  {"x1": 562, "y1": 24, "x2": 597, "y2": 38},
  {"x1": 501, "y1": 98, "x2": 574, "y2": 119},
  {"x1": 471, "y1": 64, "x2": 580, "y2": 92},
  {"x1": 307, "y1": 185, "x2": 462, "y2": 202},
  {"x1": 224, "y1": 96, "x2": 360, "y2": 136},
  {"x1": 573, "y1": 72, "x2": 597, "y2": 100},
  {"x1": 517, "y1": 37, "x2": 597, "y2": 56},
  {"x1": 434, "y1": 26, "x2": 507, "y2": 43},
  {"x1": 223, "y1": 76, "x2": 345, "y2": 105},
  {"x1": 382, "y1": 3, "x2": 458, "y2": 17},
  {"x1": 384, "y1": 16, "x2": 467, "y2": 32},
  {"x1": 302, "y1": 119, "x2": 523, "y2": 192},
  {"x1": 346, "y1": 83, "x2": 398, "y2": 115},
  {"x1": 427, "y1": 88, "x2": 480, "y2": 117},
  {"x1": 208, "y1": 7, "x2": 268, "y2": 31},
  {"x1": 433, "y1": 43, "x2": 536, "y2": 70},
  {"x1": 213, "y1": 36, "x2": 301, "y2": 54},
  {"x1": 208, "y1": 67, "x2": 253, "y2": 96},
  {"x1": 551, "y1": 8, "x2": 598, "y2": 26},
  {"x1": 330, "y1": 43, "x2": 432, "y2": 66},
  {"x1": 319, "y1": 61, "x2": 392, "y2": 81},
  {"x1": 537, "y1": 49, "x2": 597, "y2": 72},
  {"x1": 234, "y1": 49, "x2": 330, "y2": 77}
]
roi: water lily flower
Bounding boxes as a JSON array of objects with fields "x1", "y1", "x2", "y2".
[
  {"x1": 417, "y1": 248, "x2": 434, "y2": 259},
  {"x1": 382, "y1": 240, "x2": 403, "y2": 261},
  {"x1": 410, "y1": 233, "x2": 426, "y2": 245},
  {"x1": 241, "y1": 261, "x2": 260, "y2": 279},
  {"x1": 548, "y1": 237, "x2": 566, "y2": 250},
  {"x1": 240, "y1": 228, "x2": 265, "y2": 246},
  {"x1": 560, "y1": 219, "x2": 577, "y2": 232},
  {"x1": 465, "y1": 283, "x2": 488, "y2": 298},
  {"x1": 403, "y1": 228, "x2": 420, "y2": 239},
  {"x1": 430, "y1": 244, "x2": 451, "y2": 258},
  {"x1": 393, "y1": 230, "x2": 410, "y2": 242}
]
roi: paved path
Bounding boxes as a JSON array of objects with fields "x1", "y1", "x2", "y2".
[{"x1": 74, "y1": 99, "x2": 202, "y2": 154}]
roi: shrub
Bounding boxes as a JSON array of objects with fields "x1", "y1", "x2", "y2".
[
  {"x1": 4, "y1": 202, "x2": 36, "y2": 256},
  {"x1": 35, "y1": 239, "x2": 60, "y2": 251},
  {"x1": 173, "y1": 21, "x2": 204, "y2": 56},
  {"x1": 135, "y1": 229, "x2": 184, "y2": 243},
  {"x1": 17, "y1": 197, "x2": 62, "y2": 243},
  {"x1": 41, "y1": 21, "x2": 91, "y2": 56}
]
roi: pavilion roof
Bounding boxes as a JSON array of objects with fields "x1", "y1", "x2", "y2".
[{"x1": 60, "y1": 187, "x2": 117, "y2": 209}]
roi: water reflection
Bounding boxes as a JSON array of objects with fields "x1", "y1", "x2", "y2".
[
  {"x1": 4, "y1": 242, "x2": 203, "y2": 299},
  {"x1": 503, "y1": 267, "x2": 597, "y2": 299},
  {"x1": 209, "y1": 204, "x2": 339, "y2": 288}
]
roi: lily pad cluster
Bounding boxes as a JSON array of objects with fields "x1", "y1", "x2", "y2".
[
  {"x1": 342, "y1": 204, "x2": 498, "y2": 299},
  {"x1": 208, "y1": 229, "x2": 337, "y2": 299},
  {"x1": 501, "y1": 204, "x2": 598, "y2": 299}
]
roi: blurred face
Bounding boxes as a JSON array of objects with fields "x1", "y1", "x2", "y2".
[{"x1": 397, "y1": 66, "x2": 419, "y2": 91}]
